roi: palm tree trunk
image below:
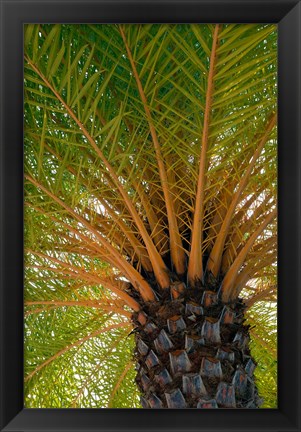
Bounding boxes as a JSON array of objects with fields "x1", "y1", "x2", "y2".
[{"x1": 132, "y1": 281, "x2": 260, "y2": 408}]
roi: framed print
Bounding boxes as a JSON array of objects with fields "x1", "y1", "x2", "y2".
[{"x1": 0, "y1": 0, "x2": 300, "y2": 431}]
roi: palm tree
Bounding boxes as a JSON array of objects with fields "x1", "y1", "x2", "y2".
[{"x1": 24, "y1": 23, "x2": 277, "y2": 409}]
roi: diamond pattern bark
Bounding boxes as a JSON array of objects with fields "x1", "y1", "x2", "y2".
[{"x1": 134, "y1": 287, "x2": 260, "y2": 408}]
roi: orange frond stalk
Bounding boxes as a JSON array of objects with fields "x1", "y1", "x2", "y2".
[
  {"x1": 227, "y1": 181, "x2": 268, "y2": 231},
  {"x1": 42, "y1": 141, "x2": 153, "y2": 272},
  {"x1": 108, "y1": 142, "x2": 166, "y2": 250},
  {"x1": 25, "y1": 202, "x2": 121, "y2": 269},
  {"x1": 88, "y1": 207, "x2": 152, "y2": 272},
  {"x1": 221, "y1": 194, "x2": 273, "y2": 273},
  {"x1": 205, "y1": 177, "x2": 236, "y2": 251},
  {"x1": 207, "y1": 113, "x2": 277, "y2": 278},
  {"x1": 220, "y1": 207, "x2": 277, "y2": 302},
  {"x1": 119, "y1": 26, "x2": 186, "y2": 277},
  {"x1": 188, "y1": 24, "x2": 220, "y2": 286},
  {"x1": 25, "y1": 55, "x2": 169, "y2": 290},
  {"x1": 132, "y1": 178, "x2": 167, "y2": 253},
  {"x1": 234, "y1": 251, "x2": 276, "y2": 296},
  {"x1": 25, "y1": 174, "x2": 155, "y2": 302},
  {"x1": 26, "y1": 248, "x2": 142, "y2": 311}
]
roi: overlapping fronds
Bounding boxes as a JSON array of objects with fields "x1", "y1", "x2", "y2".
[{"x1": 24, "y1": 23, "x2": 277, "y2": 407}]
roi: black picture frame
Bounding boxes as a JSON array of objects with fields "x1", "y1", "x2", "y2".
[{"x1": 0, "y1": 0, "x2": 300, "y2": 431}]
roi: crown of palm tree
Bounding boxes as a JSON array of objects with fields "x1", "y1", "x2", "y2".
[{"x1": 24, "y1": 23, "x2": 277, "y2": 408}]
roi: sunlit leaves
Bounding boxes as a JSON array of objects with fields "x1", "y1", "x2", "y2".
[{"x1": 25, "y1": 305, "x2": 136, "y2": 407}]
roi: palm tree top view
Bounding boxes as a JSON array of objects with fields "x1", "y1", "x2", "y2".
[{"x1": 24, "y1": 23, "x2": 277, "y2": 408}]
